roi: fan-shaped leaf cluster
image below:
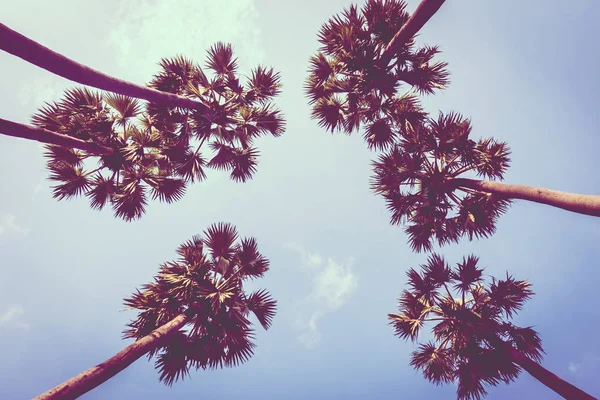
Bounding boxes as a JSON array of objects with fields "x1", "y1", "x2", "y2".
[
  {"x1": 371, "y1": 112, "x2": 512, "y2": 251},
  {"x1": 389, "y1": 254, "x2": 543, "y2": 400},
  {"x1": 122, "y1": 223, "x2": 276, "y2": 385},
  {"x1": 33, "y1": 44, "x2": 285, "y2": 221},
  {"x1": 305, "y1": 0, "x2": 448, "y2": 149}
]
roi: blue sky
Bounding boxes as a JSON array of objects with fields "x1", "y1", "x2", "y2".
[{"x1": 1, "y1": 0, "x2": 599, "y2": 399}]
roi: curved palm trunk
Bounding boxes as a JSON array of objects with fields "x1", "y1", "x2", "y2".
[
  {"x1": 380, "y1": 0, "x2": 446, "y2": 65},
  {"x1": 0, "y1": 118, "x2": 113, "y2": 155},
  {"x1": 508, "y1": 348, "x2": 597, "y2": 400},
  {"x1": 0, "y1": 23, "x2": 207, "y2": 112},
  {"x1": 34, "y1": 313, "x2": 189, "y2": 400},
  {"x1": 452, "y1": 178, "x2": 600, "y2": 217}
]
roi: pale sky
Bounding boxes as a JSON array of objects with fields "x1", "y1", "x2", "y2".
[{"x1": 1, "y1": 0, "x2": 599, "y2": 399}]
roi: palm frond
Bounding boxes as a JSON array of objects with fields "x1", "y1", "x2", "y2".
[
  {"x1": 60, "y1": 87, "x2": 103, "y2": 112},
  {"x1": 173, "y1": 150, "x2": 207, "y2": 183},
  {"x1": 423, "y1": 253, "x2": 452, "y2": 287},
  {"x1": 176, "y1": 235, "x2": 204, "y2": 264},
  {"x1": 154, "y1": 332, "x2": 190, "y2": 386},
  {"x1": 236, "y1": 237, "x2": 270, "y2": 279},
  {"x1": 487, "y1": 275, "x2": 534, "y2": 318},
  {"x1": 31, "y1": 101, "x2": 66, "y2": 132},
  {"x1": 389, "y1": 312, "x2": 424, "y2": 342},
  {"x1": 112, "y1": 178, "x2": 148, "y2": 221},
  {"x1": 105, "y1": 94, "x2": 142, "y2": 125},
  {"x1": 86, "y1": 174, "x2": 116, "y2": 210},
  {"x1": 473, "y1": 138, "x2": 511, "y2": 180},
  {"x1": 363, "y1": 118, "x2": 396, "y2": 151},
  {"x1": 451, "y1": 255, "x2": 483, "y2": 293},
  {"x1": 247, "y1": 66, "x2": 282, "y2": 102},
  {"x1": 146, "y1": 176, "x2": 187, "y2": 204},
  {"x1": 246, "y1": 289, "x2": 277, "y2": 330},
  {"x1": 410, "y1": 342, "x2": 454, "y2": 385},
  {"x1": 48, "y1": 162, "x2": 91, "y2": 200},
  {"x1": 43, "y1": 144, "x2": 84, "y2": 167},
  {"x1": 204, "y1": 222, "x2": 239, "y2": 261},
  {"x1": 503, "y1": 324, "x2": 544, "y2": 362},
  {"x1": 311, "y1": 97, "x2": 346, "y2": 132},
  {"x1": 252, "y1": 104, "x2": 286, "y2": 138},
  {"x1": 206, "y1": 42, "x2": 238, "y2": 78}
]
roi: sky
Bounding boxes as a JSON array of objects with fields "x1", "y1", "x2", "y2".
[{"x1": 1, "y1": 0, "x2": 599, "y2": 399}]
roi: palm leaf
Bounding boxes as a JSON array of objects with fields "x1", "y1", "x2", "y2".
[
  {"x1": 154, "y1": 332, "x2": 190, "y2": 386},
  {"x1": 86, "y1": 174, "x2": 116, "y2": 210},
  {"x1": 248, "y1": 66, "x2": 281, "y2": 102},
  {"x1": 145, "y1": 176, "x2": 187, "y2": 204},
  {"x1": 204, "y1": 222, "x2": 239, "y2": 261},
  {"x1": 206, "y1": 42, "x2": 238, "y2": 77},
  {"x1": 48, "y1": 162, "x2": 91, "y2": 200},
  {"x1": 246, "y1": 289, "x2": 277, "y2": 330},
  {"x1": 112, "y1": 178, "x2": 148, "y2": 221},
  {"x1": 105, "y1": 94, "x2": 142, "y2": 125}
]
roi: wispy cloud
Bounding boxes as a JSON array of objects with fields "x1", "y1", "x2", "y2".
[
  {"x1": 17, "y1": 77, "x2": 70, "y2": 109},
  {"x1": 285, "y1": 242, "x2": 358, "y2": 348},
  {"x1": 0, "y1": 306, "x2": 30, "y2": 330},
  {"x1": 567, "y1": 354, "x2": 600, "y2": 375},
  {"x1": 108, "y1": 0, "x2": 265, "y2": 84},
  {"x1": 32, "y1": 182, "x2": 43, "y2": 200},
  {"x1": 568, "y1": 362, "x2": 581, "y2": 374},
  {"x1": 0, "y1": 214, "x2": 30, "y2": 236}
]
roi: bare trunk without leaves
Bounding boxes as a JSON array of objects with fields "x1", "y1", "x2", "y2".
[
  {"x1": 508, "y1": 348, "x2": 597, "y2": 400},
  {"x1": 0, "y1": 118, "x2": 113, "y2": 155},
  {"x1": 34, "y1": 314, "x2": 189, "y2": 400},
  {"x1": 452, "y1": 178, "x2": 600, "y2": 217},
  {"x1": 380, "y1": 0, "x2": 446, "y2": 65},
  {"x1": 0, "y1": 23, "x2": 207, "y2": 112}
]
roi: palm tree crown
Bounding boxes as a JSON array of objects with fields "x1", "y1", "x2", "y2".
[
  {"x1": 389, "y1": 254, "x2": 543, "y2": 400},
  {"x1": 33, "y1": 44, "x2": 285, "y2": 221},
  {"x1": 123, "y1": 222, "x2": 277, "y2": 385},
  {"x1": 371, "y1": 111, "x2": 512, "y2": 252},
  {"x1": 305, "y1": 0, "x2": 448, "y2": 150}
]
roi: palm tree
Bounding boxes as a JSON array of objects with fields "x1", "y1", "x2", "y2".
[
  {"x1": 34, "y1": 222, "x2": 277, "y2": 400},
  {"x1": 0, "y1": 22, "x2": 207, "y2": 110},
  {"x1": 371, "y1": 111, "x2": 600, "y2": 252},
  {"x1": 305, "y1": 0, "x2": 448, "y2": 150},
  {"x1": 389, "y1": 254, "x2": 596, "y2": 400},
  {"x1": 23, "y1": 46, "x2": 284, "y2": 221}
]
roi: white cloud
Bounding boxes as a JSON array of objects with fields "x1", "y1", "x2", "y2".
[
  {"x1": 285, "y1": 243, "x2": 358, "y2": 349},
  {"x1": 283, "y1": 242, "x2": 325, "y2": 269},
  {"x1": 107, "y1": 0, "x2": 265, "y2": 84},
  {"x1": 32, "y1": 182, "x2": 44, "y2": 200},
  {"x1": 568, "y1": 362, "x2": 581, "y2": 373},
  {"x1": 17, "y1": 77, "x2": 71, "y2": 109},
  {"x1": 0, "y1": 306, "x2": 29, "y2": 330},
  {"x1": 0, "y1": 214, "x2": 30, "y2": 236}
]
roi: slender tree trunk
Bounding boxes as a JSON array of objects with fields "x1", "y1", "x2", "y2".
[
  {"x1": 0, "y1": 118, "x2": 113, "y2": 155},
  {"x1": 380, "y1": 0, "x2": 446, "y2": 65},
  {"x1": 452, "y1": 178, "x2": 600, "y2": 217},
  {"x1": 0, "y1": 23, "x2": 207, "y2": 112},
  {"x1": 485, "y1": 336, "x2": 596, "y2": 399},
  {"x1": 34, "y1": 313, "x2": 189, "y2": 400},
  {"x1": 508, "y1": 348, "x2": 597, "y2": 400}
]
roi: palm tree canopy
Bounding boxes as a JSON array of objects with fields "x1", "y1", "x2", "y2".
[
  {"x1": 305, "y1": 0, "x2": 449, "y2": 149},
  {"x1": 32, "y1": 44, "x2": 285, "y2": 221},
  {"x1": 370, "y1": 111, "x2": 512, "y2": 252},
  {"x1": 389, "y1": 254, "x2": 543, "y2": 400},
  {"x1": 122, "y1": 222, "x2": 277, "y2": 386}
]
